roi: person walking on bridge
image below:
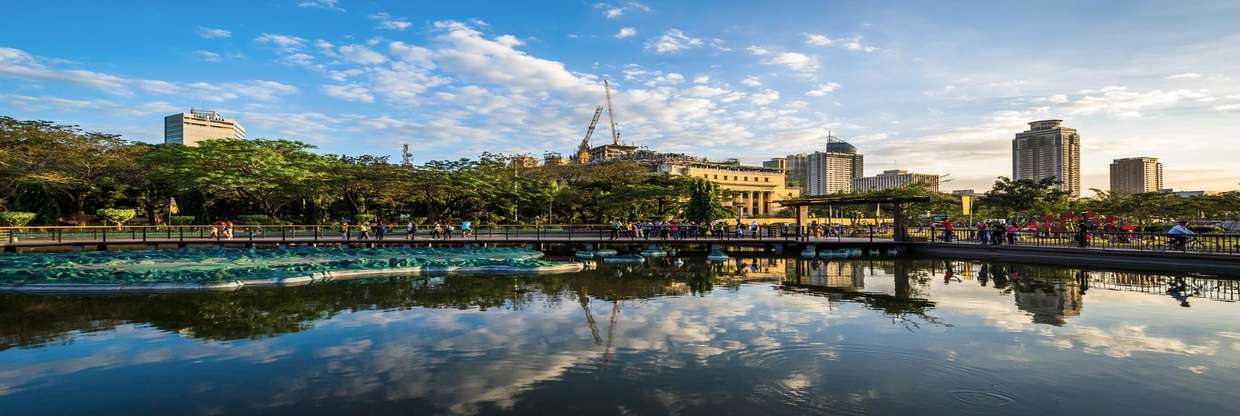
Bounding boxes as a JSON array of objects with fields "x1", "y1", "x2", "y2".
[{"x1": 1168, "y1": 220, "x2": 1195, "y2": 250}]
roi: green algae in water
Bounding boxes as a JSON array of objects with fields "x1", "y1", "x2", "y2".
[{"x1": 0, "y1": 247, "x2": 561, "y2": 284}]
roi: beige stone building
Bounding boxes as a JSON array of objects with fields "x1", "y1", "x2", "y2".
[
  {"x1": 163, "y1": 109, "x2": 246, "y2": 146},
  {"x1": 1109, "y1": 157, "x2": 1163, "y2": 194},
  {"x1": 1013, "y1": 119, "x2": 1080, "y2": 196},
  {"x1": 657, "y1": 161, "x2": 800, "y2": 217}
]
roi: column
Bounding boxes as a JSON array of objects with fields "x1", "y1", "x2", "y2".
[
  {"x1": 757, "y1": 191, "x2": 766, "y2": 215},
  {"x1": 743, "y1": 191, "x2": 752, "y2": 216}
]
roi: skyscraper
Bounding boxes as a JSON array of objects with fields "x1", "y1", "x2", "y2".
[
  {"x1": 164, "y1": 109, "x2": 246, "y2": 146},
  {"x1": 805, "y1": 138, "x2": 863, "y2": 195},
  {"x1": 852, "y1": 169, "x2": 941, "y2": 193},
  {"x1": 1013, "y1": 119, "x2": 1080, "y2": 196},
  {"x1": 1109, "y1": 157, "x2": 1163, "y2": 194}
]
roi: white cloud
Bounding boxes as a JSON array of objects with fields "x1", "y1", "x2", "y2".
[
  {"x1": 323, "y1": 84, "x2": 375, "y2": 102},
  {"x1": 195, "y1": 27, "x2": 231, "y2": 39},
  {"x1": 1060, "y1": 86, "x2": 1209, "y2": 119},
  {"x1": 615, "y1": 27, "x2": 637, "y2": 39},
  {"x1": 338, "y1": 44, "x2": 388, "y2": 65},
  {"x1": 805, "y1": 82, "x2": 841, "y2": 96},
  {"x1": 369, "y1": 12, "x2": 412, "y2": 31},
  {"x1": 746, "y1": 46, "x2": 769, "y2": 55},
  {"x1": 645, "y1": 29, "x2": 703, "y2": 54},
  {"x1": 193, "y1": 50, "x2": 222, "y2": 63},
  {"x1": 280, "y1": 53, "x2": 316, "y2": 67},
  {"x1": 750, "y1": 89, "x2": 780, "y2": 106},
  {"x1": 805, "y1": 33, "x2": 878, "y2": 52},
  {"x1": 804, "y1": 33, "x2": 837, "y2": 47},
  {"x1": 763, "y1": 52, "x2": 819, "y2": 74},
  {"x1": 1166, "y1": 72, "x2": 1203, "y2": 80},
  {"x1": 693, "y1": 75, "x2": 709, "y2": 84},
  {"x1": 297, "y1": 0, "x2": 343, "y2": 11},
  {"x1": 606, "y1": 8, "x2": 624, "y2": 18},
  {"x1": 255, "y1": 33, "x2": 306, "y2": 52},
  {"x1": 596, "y1": 2, "x2": 650, "y2": 19},
  {"x1": 740, "y1": 76, "x2": 762, "y2": 87},
  {"x1": 1211, "y1": 103, "x2": 1240, "y2": 112}
]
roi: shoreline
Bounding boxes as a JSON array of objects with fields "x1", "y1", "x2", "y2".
[{"x1": 0, "y1": 262, "x2": 585, "y2": 293}]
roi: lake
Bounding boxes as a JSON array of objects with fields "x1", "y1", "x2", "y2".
[{"x1": 2, "y1": 257, "x2": 1237, "y2": 415}]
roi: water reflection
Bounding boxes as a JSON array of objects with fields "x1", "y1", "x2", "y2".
[{"x1": 1, "y1": 257, "x2": 1238, "y2": 415}]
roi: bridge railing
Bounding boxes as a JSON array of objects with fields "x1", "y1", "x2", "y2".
[
  {"x1": 1, "y1": 223, "x2": 897, "y2": 245},
  {"x1": 923, "y1": 228, "x2": 1240, "y2": 256}
]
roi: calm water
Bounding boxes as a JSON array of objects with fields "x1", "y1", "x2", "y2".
[{"x1": 2, "y1": 257, "x2": 1238, "y2": 415}]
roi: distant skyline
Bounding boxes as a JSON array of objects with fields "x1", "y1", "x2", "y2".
[{"x1": 2, "y1": 0, "x2": 1238, "y2": 192}]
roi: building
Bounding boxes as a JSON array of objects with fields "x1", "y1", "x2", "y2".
[
  {"x1": 163, "y1": 109, "x2": 246, "y2": 146},
  {"x1": 852, "y1": 169, "x2": 941, "y2": 193},
  {"x1": 1160, "y1": 189, "x2": 1212, "y2": 198},
  {"x1": 804, "y1": 139, "x2": 863, "y2": 196},
  {"x1": 1109, "y1": 157, "x2": 1163, "y2": 194},
  {"x1": 764, "y1": 154, "x2": 808, "y2": 189},
  {"x1": 657, "y1": 161, "x2": 800, "y2": 217},
  {"x1": 951, "y1": 189, "x2": 976, "y2": 196},
  {"x1": 510, "y1": 155, "x2": 539, "y2": 169},
  {"x1": 543, "y1": 152, "x2": 567, "y2": 166},
  {"x1": 587, "y1": 144, "x2": 640, "y2": 162},
  {"x1": 1013, "y1": 119, "x2": 1080, "y2": 196}
]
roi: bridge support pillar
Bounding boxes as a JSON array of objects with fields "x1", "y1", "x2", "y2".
[
  {"x1": 177, "y1": 243, "x2": 187, "y2": 249},
  {"x1": 771, "y1": 244, "x2": 784, "y2": 254},
  {"x1": 278, "y1": 243, "x2": 290, "y2": 250},
  {"x1": 5, "y1": 245, "x2": 18, "y2": 253},
  {"x1": 801, "y1": 244, "x2": 817, "y2": 258},
  {"x1": 402, "y1": 243, "x2": 411, "y2": 249},
  {"x1": 707, "y1": 244, "x2": 729, "y2": 261},
  {"x1": 641, "y1": 244, "x2": 668, "y2": 257}
]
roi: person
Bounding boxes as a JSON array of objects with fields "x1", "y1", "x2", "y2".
[
  {"x1": 670, "y1": 222, "x2": 681, "y2": 239},
  {"x1": 990, "y1": 222, "x2": 1005, "y2": 246},
  {"x1": 1076, "y1": 215, "x2": 1092, "y2": 248},
  {"x1": 976, "y1": 222, "x2": 989, "y2": 244},
  {"x1": 445, "y1": 223, "x2": 454, "y2": 240},
  {"x1": 340, "y1": 221, "x2": 350, "y2": 240},
  {"x1": 1168, "y1": 220, "x2": 1195, "y2": 250},
  {"x1": 432, "y1": 223, "x2": 443, "y2": 240},
  {"x1": 749, "y1": 221, "x2": 759, "y2": 239},
  {"x1": 223, "y1": 220, "x2": 234, "y2": 240},
  {"x1": 1167, "y1": 276, "x2": 1194, "y2": 307},
  {"x1": 941, "y1": 218, "x2": 955, "y2": 242},
  {"x1": 209, "y1": 221, "x2": 221, "y2": 239},
  {"x1": 406, "y1": 221, "x2": 417, "y2": 239},
  {"x1": 610, "y1": 221, "x2": 620, "y2": 240},
  {"x1": 461, "y1": 220, "x2": 472, "y2": 238},
  {"x1": 358, "y1": 221, "x2": 372, "y2": 240},
  {"x1": 1006, "y1": 223, "x2": 1020, "y2": 245},
  {"x1": 375, "y1": 221, "x2": 387, "y2": 240}
]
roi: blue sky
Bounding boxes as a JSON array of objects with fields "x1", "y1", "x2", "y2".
[{"x1": 2, "y1": 0, "x2": 1238, "y2": 191}]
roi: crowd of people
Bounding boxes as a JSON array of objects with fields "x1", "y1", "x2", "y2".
[
  {"x1": 334, "y1": 219, "x2": 474, "y2": 241},
  {"x1": 933, "y1": 215, "x2": 1200, "y2": 250}
]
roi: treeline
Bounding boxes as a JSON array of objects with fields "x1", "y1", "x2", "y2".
[
  {"x1": 0, "y1": 116, "x2": 716, "y2": 226},
  {"x1": 2, "y1": 116, "x2": 1237, "y2": 229}
]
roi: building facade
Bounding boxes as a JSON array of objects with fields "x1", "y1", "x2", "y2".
[
  {"x1": 852, "y1": 169, "x2": 941, "y2": 193},
  {"x1": 1109, "y1": 157, "x2": 1163, "y2": 195},
  {"x1": 1012, "y1": 119, "x2": 1081, "y2": 196},
  {"x1": 657, "y1": 161, "x2": 800, "y2": 217},
  {"x1": 510, "y1": 155, "x2": 539, "y2": 169},
  {"x1": 163, "y1": 109, "x2": 246, "y2": 146},
  {"x1": 765, "y1": 154, "x2": 809, "y2": 190},
  {"x1": 804, "y1": 140, "x2": 863, "y2": 196}
]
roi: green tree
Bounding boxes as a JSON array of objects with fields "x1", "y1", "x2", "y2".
[
  {"x1": 96, "y1": 208, "x2": 137, "y2": 229},
  {"x1": 978, "y1": 177, "x2": 1070, "y2": 220},
  {"x1": 684, "y1": 178, "x2": 731, "y2": 224}
]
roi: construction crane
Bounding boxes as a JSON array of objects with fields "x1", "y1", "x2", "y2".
[
  {"x1": 604, "y1": 79, "x2": 620, "y2": 145},
  {"x1": 574, "y1": 106, "x2": 603, "y2": 164}
]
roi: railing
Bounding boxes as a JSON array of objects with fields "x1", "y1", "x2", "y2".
[
  {"x1": 923, "y1": 228, "x2": 1240, "y2": 256},
  {"x1": 0, "y1": 224, "x2": 899, "y2": 246}
]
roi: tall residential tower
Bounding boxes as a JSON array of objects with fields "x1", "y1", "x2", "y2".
[
  {"x1": 1110, "y1": 157, "x2": 1164, "y2": 194},
  {"x1": 1013, "y1": 119, "x2": 1080, "y2": 196},
  {"x1": 804, "y1": 139, "x2": 864, "y2": 196}
]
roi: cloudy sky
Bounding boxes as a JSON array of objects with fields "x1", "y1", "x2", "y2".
[{"x1": 2, "y1": 0, "x2": 1238, "y2": 191}]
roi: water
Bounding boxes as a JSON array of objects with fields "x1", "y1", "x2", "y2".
[{"x1": 1, "y1": 257, "x2": 1238, "y2": 415}]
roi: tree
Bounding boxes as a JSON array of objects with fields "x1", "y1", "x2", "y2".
[
  {"x1": 144, "y1": 139, "x2": 329, "y2": 220},
  {"x1": 684, "y1": 178, "x2": 731, "y2": 224},
  {"x1": 96, "y1": 208, "x2": 136, "y2": 229},
  {"x1": 978, "y1": 177, "x2": 1070, "y2": 220},
  {"x1": 0, "y1": 211, "x2": 36, "y2": 227}
]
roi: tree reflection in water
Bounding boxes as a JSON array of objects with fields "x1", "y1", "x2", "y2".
[{"x1": 2, "y1": 257, "x2": 1236, "y2": 351}]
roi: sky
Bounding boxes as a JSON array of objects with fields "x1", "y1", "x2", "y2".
[{"x1": 1, "y1": 0, "x2": 1238, "y2": 192}]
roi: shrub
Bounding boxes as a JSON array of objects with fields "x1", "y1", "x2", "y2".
[
  {"x1": 237, "y1": 214, "x2": 272, "y2": 225},
  {"x1": 96, "y1": 208, "x2": 137, "y2": 229},
  {"x1": 354, "y1": 213, "x2": 376, "y2": 224},
  {"x1": 0, "y1": 211, "x2": 37, "y2": 227},
  {"x1": 170, "y1": 215, "x2": 196, "y2": 225},
  {"x1": 1189, "y1": 225, "x2": 1225, "y2": 234}
]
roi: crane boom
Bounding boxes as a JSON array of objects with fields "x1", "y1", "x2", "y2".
[
  {"x1": 575, "y1": 106, "x2": 603, "y2": 164},
  {"x1": 604, "y1": 79, "x2": 620, "y2": 145}
]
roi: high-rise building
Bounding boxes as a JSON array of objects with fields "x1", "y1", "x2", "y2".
[
  {"x1": 163, "y1": 109, "x2": 246, "y2": 146},
  {"x1": 1109, "y1": 157, "x2": 1163, "y2": 195},
  {"x1": 804, "y1": 139, "x2": 863, "y2": 195},
  {"x1": 852, "y1": 169, "x2": 941, "y2": 193},
  {"x1": 1012, "y1": 119, "x2": 1080, "y2": 196}
]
